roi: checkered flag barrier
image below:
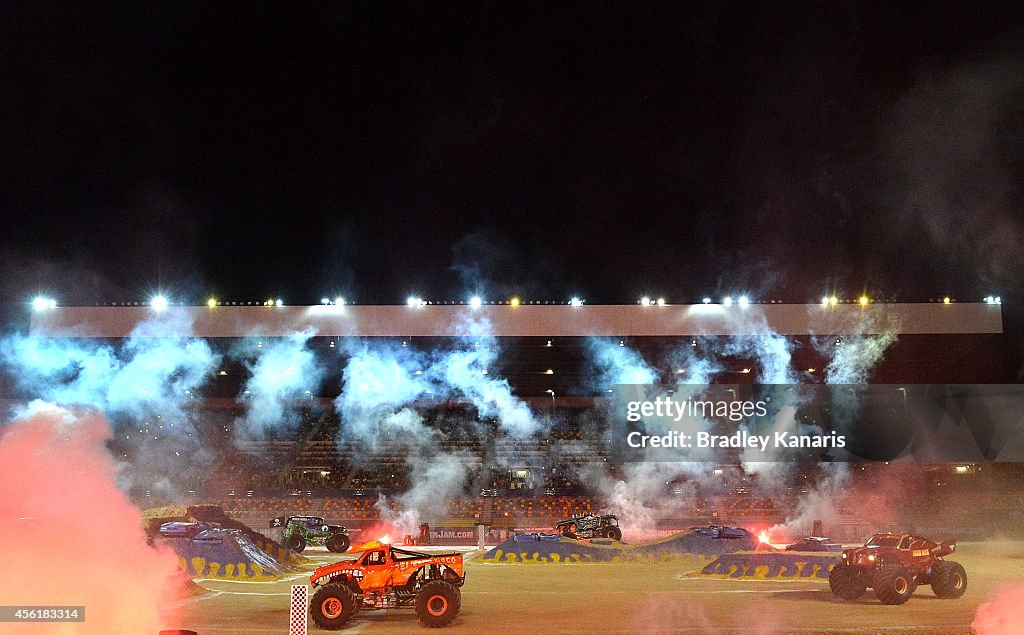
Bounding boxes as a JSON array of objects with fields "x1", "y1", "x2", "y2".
[{"x1": 290, "y1": 584, "x2": 308, "y2": 635}]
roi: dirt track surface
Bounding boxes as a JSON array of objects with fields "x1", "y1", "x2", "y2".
[{"x1": 172, "y1": 542, "x2": 1024, "y2": 634}]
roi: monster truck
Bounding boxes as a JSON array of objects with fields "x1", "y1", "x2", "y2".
[
  {"x1": 159, "y1": 521, "x2": 215, "y2": 539},
  {"x1": 785, "y1": 536, "x2": 843, "y2": 552},
  {"x1": 271, "y1": 515, "x2": 351, "y2": 553},
  {"x1": 689, "y1": 525, "x2": 752, "y2": 539},
  {"x1": 829, "y1": 532, "x2": 966, "y2": 604},
  {"x1": 554, "y1": 513, "x2": 622, "y2": 540},
  {"x1": 308, "y1": 539, "x2": 465, "y2": 629}
]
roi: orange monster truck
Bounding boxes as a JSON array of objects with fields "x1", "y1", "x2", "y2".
[{"x1": 308, "y1": 539, "x2": 465, "y2": 629}]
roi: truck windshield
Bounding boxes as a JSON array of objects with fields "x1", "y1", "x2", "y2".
[{"x1": 866, "y1": 535, "x2": 900, "y2": 547}]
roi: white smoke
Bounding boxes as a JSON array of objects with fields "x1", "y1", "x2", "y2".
[
  {"x1": 587, "y1": 338, "x2": 659, "y2": 386},
  {"x1": 232, "y1": 330, "x2": 325, "y2": 440},
  {"x1": 823, "y1": 333, "x2": 898, "y2": 385},
  {"x1": 0, "y1": 315, "x2": 221, "y2": 491},
  {"x1": 432, "y1": 338, "x2": 539, "y2": 437}
]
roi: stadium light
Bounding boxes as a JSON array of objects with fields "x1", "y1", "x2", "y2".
[
  {"x1": 407, "y1": 296, "x2": 422, "y2": 307},
  {"x1": 335, "y1": 297, "x2": 345, "y2": 306},
  {"x1": 943, "y1": 297, "x2": 951, "y2": 304},
  {"x1": 640, "y1": 296, "x2": 650, "y2": 306},
  {"x1": 207, "y1": 297, "x2": 217, "y2": 308},
  {"x1": 569, "y1": 297, "x2": 584, "y2": 307},
  {"x1": 859, "y1": 296, "x2": 869, "y2": 305},
  {"x1": 984, "y1": 296, "x2": 994, "y2": 304},
  {"x1": 723, "y1": 296, "x2": 733, "y2": 306},
  {"x1": 469, "y1": 296, "x2": 482, "y2": 309},
  {"x1": 509, "y1": 297, "x2": 520, "y2": 307},
  {"x1": 32, "y1": 296, "x2": 56, "y2": 311},
  {"x1": 821, "y1": 296, "x2": 830, "y2": 306},
  {"x1": 321, "y1": 297, "x2": 330, "y2": 305},
  {"x1": 656, "y1": 297, "x2": 665, "y2": 306},
  {"x1": 829, "y1": 296, "x2": 839, "y2": 305},
  {"x1": 275, "y1": 298, "x2": 283, "y2": 307},
  {"x1": 150, "y1": 295, "x2": 168, "y2": 312},
  {"x1": 738, "y1": 296, "x2": 749, "y2": 307},
  {"x1": 702, "y1": 297, "x2": 711, "y2": 304}
]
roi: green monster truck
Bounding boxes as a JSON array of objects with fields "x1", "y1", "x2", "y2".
[{"x1": 271, "y1": 515, "x2": 351, "y2": 553}]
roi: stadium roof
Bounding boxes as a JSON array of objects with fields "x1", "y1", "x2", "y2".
[{"x1": 29, "y1": 303, "x2": 1002, "y2": 338}]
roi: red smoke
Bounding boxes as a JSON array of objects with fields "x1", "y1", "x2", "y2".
[
  {"x1": 0, "y1": 403, "x2": 185, "y2": 634},
  {"x1": 973, "y1": 584, "x2": 1024, "y2": 635},
  {"x1": 355, "y1": 521, "x2": 414, "y2": 547}
]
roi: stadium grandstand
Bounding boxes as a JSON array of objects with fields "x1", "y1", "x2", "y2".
[{"x1": 14, "y1": 300, "x2": 1022, "y2": 541}]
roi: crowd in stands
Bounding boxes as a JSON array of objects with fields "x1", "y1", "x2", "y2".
[
  {"x1": 125, "y1": 405, "x2": 1024, "y2": 531},
  {"x1": 143, "y1": 406, "x2": 614, "y2": 498}
]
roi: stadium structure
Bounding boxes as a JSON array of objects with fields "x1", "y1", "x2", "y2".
[{"x1": 17, "y1": 300, "x2": 1022, "y2": 544}]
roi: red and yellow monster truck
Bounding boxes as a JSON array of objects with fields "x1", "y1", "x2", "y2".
[
  {"x1": 308, "y1": 539, "x2": 465, "y2": 629},
  {"x1": 829, "y1": 532, "x2": 967, "y2": 605}
]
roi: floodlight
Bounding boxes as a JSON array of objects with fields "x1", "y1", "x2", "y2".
[
  {"x1": 32, "y1": 296, "x2": 55, "y2": 311},
  {"x1": 150, "y1": 295, "x2": 168, "y2": 312}
]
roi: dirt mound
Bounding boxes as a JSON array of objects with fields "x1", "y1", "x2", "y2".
[
  {"x1": 700, "y1": 551, "x2": 840, "y2": 579},
  {"x1": 483, "y1": 535, "x2": 622, "y2": 563},
  {"x1": 156, "y1": 531, "x2": 296, "y2": 581},
  {"x1": 146, "y1": 504, "x2": 306, "y2": 580},
  {"x1": 634, "y1": 531, "x2": 761, "y2": 557},
  {"x1": 144, "y1": 504, "x2": 306, "y2": 566},
  {"x1": 186, "y1": 505, "x2": 306, "y2": 565},
  {"x1": 482, "y1": 529, "x2": 765, "y2": 563}
]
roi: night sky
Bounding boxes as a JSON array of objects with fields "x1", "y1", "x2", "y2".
[{"x1": 2, "y1": 3, "x2": 1022, "y2": 322}]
